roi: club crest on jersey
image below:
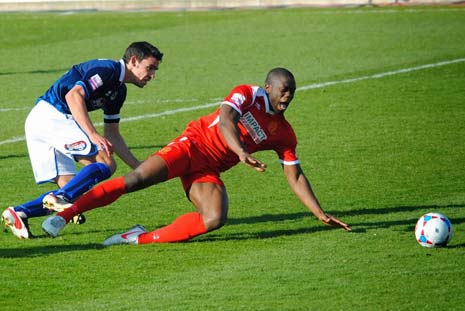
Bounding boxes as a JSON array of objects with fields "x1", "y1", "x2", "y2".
[
  {"x1": 88, "y1": 74, "x2": 103, "y2": 91},
  {"x1": 65, "y1": 141, "x2": 87, "y2": 151},
  {"x1": 230, "y1": 93, "x2": 246, "y2": 107},
  {"x1": 158, "y1": 146, "x2": 172, "y2": 155},
  {"x1": 240, "y1": 112, "x2": 267, "y2": 144},
  {"x1": 91, "y1": 98, "x2": 105, "y2": 109}
]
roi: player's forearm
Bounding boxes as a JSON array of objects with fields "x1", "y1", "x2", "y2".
[
  {"x1": 66, "y1": 87, "x2": 98, "y2": 136},
  {"x1": 115, "y1": 146, "x2": 140, "y2": 169},
  {"x1": 72, "y1": 107, "x2": 97, "y2": 137},
  {"x1": 106, "y1": 132, "x2": 140, "y2": 169},
  {"x1": 288, "y1": 170, "x2": 327, "y2": 220},
  {"x1": 299, "y1": 186, "x2": 324, "y2": 217},
  {"x1": 220, "y1": 121, "x2": 247, "y2": 158},
  {"x1": 219, "y1": 105, "x2": 250, "y2": 159}
]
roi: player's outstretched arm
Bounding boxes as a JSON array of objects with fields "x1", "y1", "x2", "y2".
[
  {"x1": 104, "y1": 123, "x2": 141, "y2": 169},
  {"x1": 283, "y1": 163, "x2": 352, "y2": 231}
]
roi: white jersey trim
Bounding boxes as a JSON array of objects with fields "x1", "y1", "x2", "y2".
[
  {"x1": 254, "y1": 86, "x2": 274, "y2": 115},
  {"x1": 118, "y1": 59, "x2": 125, "y2": 83},
  {"x1": 279, "y1": 159, "x2": 300, "y2": 165},
  {"x1": 104, "y1": 114, "x2": 120, "y2": 120},
  {"x1": 221, "y1": 101, "x2": 242, "y2": 116}
]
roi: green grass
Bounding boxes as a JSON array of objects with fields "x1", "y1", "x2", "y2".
[{"x1": 1, "y1": 6, "x2": 465, "y2": 311}]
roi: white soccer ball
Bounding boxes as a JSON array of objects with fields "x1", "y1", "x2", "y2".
[{"x1": 415, "y1": 212, "x2": 453, "y2": 248}]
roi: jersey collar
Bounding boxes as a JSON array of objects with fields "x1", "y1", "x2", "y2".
[
  {"x1": 118, "y1": 59, "x2": 125, "y2": 83},
  {"x1": 261, "y1": 87, "x2": 275, "y2": 115}
]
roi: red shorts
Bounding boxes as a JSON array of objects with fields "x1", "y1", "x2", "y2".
[{"x1": 154, "y1": 136, "x2": 224, "y2": 192}]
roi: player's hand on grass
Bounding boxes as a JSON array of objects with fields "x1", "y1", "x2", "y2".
[{"x1": 321, "y1": 213, "x2": 352, "y2": 231}]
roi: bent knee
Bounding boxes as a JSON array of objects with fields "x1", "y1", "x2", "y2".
[
  {"x1": 105, "y1": 159, "x2": 117, "y2": 174},
  {"x1": 202, "y1": 213, "x2": 227, "y2": 232},
  {"x1": 96, "y1": 157, "x2": 116, "y2": 175},
  {"x1": 94, "y1": 150, "x2": 117, "y2": 174},
  {"x1": 77, "y1": 155, "x2": 116, "y2": 174}
]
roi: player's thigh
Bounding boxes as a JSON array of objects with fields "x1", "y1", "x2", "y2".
[
  {"x1": 189, "y1": 182, "x2": 229, "y2": 230},
  {"x1": 25, "y1": 102, "x2": 89, "y2": 183},
  {"x1": 27, "y1": 102, "x2": 95, "y2": 159}
]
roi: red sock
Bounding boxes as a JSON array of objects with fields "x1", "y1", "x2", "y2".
[
  {"x1": 57, "y1": 176, "x2": 126, "y2": 222},
  {"x1": 137, "y1": 212, "x2": 207, "y2": 244}
]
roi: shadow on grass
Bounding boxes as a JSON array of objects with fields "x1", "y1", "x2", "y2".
[
  {"x1": 0, "y1": 226, "x2": 126, "y2": 258},
  {"x1": 448, "y1": 243, "x2": 465, "y2": 249},
  {"x1": 211, "y1": 203, "x2": 465, "y2": 242},
  {"x1": 0, "y1": 243, "x2": 104, "y2": 258},
  {"x1": 359, "y1": 217, "x2": 465, "y2": 231},
  {"x1": 197, "y1": 217, "x2": 465, "y2": 243},
  {"x1": 227, "y1": 203, "x2": 464, "y2": 226},
  {"x1": 335, "y1": 203, "x2": 465, "y2": 217},
  {"x1": 196, "y1": 224, "x2": 343, "y2": 243},
  {"x1": 0, "y1": 153, "x2": 29, "y2": 160},
  {"x1": 3, "y1": 203, "x2": 463, "y2": 255},
  {"x1": 0, "y1": 68, "x2": 68, "y2": 76}
]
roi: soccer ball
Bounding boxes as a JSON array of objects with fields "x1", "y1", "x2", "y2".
[{"x1": 415, "y1": 212, "x2": 453, "y2": 248}]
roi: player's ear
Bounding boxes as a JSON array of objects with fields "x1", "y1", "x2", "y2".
[
  {"x1": 265, "y1": 83, "x2": 272, "y2": 93},
  {"x1": 130, "y1": 55, "x2": 139, "y2": 67}
]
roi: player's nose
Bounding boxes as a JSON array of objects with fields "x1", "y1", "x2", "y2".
[{"x1": 148, "y1": 70, "x2": 156, "y2": 80}]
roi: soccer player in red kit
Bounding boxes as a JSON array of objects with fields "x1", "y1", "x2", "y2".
[{"x1": 42, "y1": 67, "x2": 352, "y2": 245}]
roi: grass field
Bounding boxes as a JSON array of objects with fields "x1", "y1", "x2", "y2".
[{"x1": 1, "y1": 5, "x2": 465, "y2": 311}]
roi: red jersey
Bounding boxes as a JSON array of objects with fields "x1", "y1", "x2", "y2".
[{"x1": 182, "y1": 84, "x2": 299, "y2": 172}]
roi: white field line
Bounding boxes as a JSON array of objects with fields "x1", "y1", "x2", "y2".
[
  {"x1": 315, "y1": 8, "x2": 465, "y2": 15},
  {"x1": 297, "y1": 58, "x2": 465, "y2": 91},
  {"x1": 0, "y1": 107, "x2": 29, "y2": 112},
  {"x1": 56, "y1": 7, "x2": 465, "y2": 16},
  {"x1": 0, "y1": 136, "x2": 25, "y2": 145},
  {"x1": 1, "y1": 57, "x2": 464, "y2": 146},
  {"x1": 107, "y1": 101, "x2": 222, "y2": 125}
]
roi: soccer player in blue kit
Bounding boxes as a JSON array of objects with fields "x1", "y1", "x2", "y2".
[{"x1": 2, "y1": 41, "x2": 164, "y2": 239}]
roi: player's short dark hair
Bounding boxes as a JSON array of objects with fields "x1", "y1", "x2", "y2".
[
  {"x1": 265, "y1": 67, "x2": 295, "y2": 86},
  {"x1": 123, "y1": 41, "x2": 163, "y2": 63}
]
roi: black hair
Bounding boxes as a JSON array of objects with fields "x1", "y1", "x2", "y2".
[
  {"x1": 122, "y1": 41, "x2": 163, "y2": 64},
  {"x1": 265, "y1": 67, "x2": 295, "y2": 86}
]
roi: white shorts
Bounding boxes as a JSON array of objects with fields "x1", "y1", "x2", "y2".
[{"x1": 25, "y1": 100, "x2": 98, "y2": 184}]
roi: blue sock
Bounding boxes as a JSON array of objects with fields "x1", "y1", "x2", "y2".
[
  {"x1": 15, "y1": 191, "x2": 58, "y2": 218},
  {"x1": 14, "y1": 163, "x2": 111, "y2": 219},
  {"x1": 56, "y1": 162, "x2": 112, "y2": 202}
]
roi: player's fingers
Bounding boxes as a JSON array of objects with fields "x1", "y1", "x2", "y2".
[
  {"x1": 249, "y1": 158, "x2": 266, "y2": 172},
  {"x1": 106, "y1": 141, "x2": 114, "y2": 153},
  {"x1": 323, "y1": 214, "x2": 352, "y2": 231},
  {"x1": 243, "y1": 156, "x2": 257, "y2": 166},
  {"x1": 331, "y1": 216, "x2": 352, "y2": 231},
  {"x1": 99, "y1": 141, "x2": 112, "y2": 157},
  {"x1": 339, "y1": 222, "x2": 352, "y2": 231},
  {"x1": 253, "y1": 159, "x2": 266, "y2": 168}
]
